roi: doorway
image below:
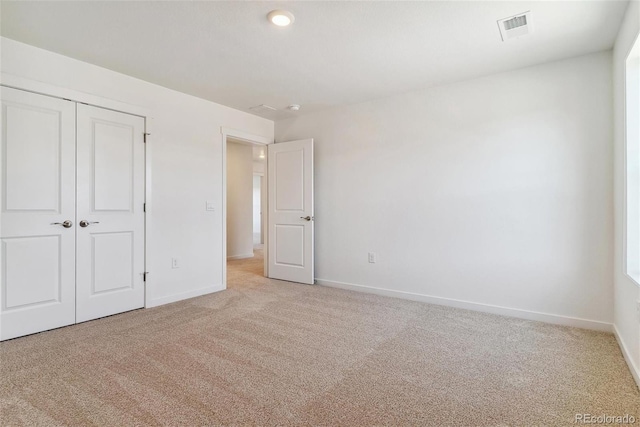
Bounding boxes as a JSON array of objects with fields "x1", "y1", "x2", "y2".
[
  {"x1": 222, "y1": 130, "x2": 270, "y2": 289},
  {"x1": 253, "y1": 173, "x2": 265, "y2": 248},
  {"x1": 221, "y1": 130, "x2": 315, "y2": 288}
]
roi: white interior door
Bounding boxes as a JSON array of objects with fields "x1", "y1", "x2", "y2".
[
  {"x1": 268, "y1": 139, "x2": 314, "y2": 284},
  {"x1": 75, "y1": 104, "x2": 145, "y2": 323},
  {"x1": 0, "y1": 87, "x2": 76, "y2": 340}
]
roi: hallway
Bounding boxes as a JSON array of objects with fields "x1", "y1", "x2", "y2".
[{"x1": 227, "y1": 247, "x2": 267, "y2": 290}]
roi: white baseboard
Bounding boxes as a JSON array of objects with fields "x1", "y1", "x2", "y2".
[
  {"x1": 227, "y1": 253, "x2": 254, "y2": 260},
  {"x1": 315, "y1": 278, "x2": 613, "y2": 332},
  {"x1": 146, "y1": 284, "x2": 225, "y2": 308},
  {"x1": 614, "y1": 325, "x2": 640, "y2": 389}
]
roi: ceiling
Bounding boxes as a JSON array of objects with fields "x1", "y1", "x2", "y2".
[{"x1": 0, "y1": 1, "x2": 629, "y2": 120}]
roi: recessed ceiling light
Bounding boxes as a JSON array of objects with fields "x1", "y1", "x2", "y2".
[
  {"x1": 287, "y1": 104, "x2": 301, "y2": 111},
  {"x1": 268, "y1": 10, "x2": 294, "y2": 27}
]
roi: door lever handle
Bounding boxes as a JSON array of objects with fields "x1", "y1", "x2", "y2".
[
  {"x1": 300, "y1": 216, "x2": 312, "y2": 221},
  {"x1": 79, "y1": 220, "x2": 100, "y2": 228},
  {"x1": 51, "y1": 220, "x2": 73, "y2": 228}
]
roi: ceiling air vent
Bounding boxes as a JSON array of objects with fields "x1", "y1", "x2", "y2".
[
  {"x1": 249, "y1": 104, "x2": 278, "y2": 112},
  {"x1": 497, "y1": 11, "x2": 532, "y2": 41}
]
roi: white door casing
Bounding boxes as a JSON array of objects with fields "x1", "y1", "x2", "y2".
[
  {"x1": 0, "y1": 87, "x2": 76, "y2": 340},
  {"x1": 268, "y1": 139, "x2": 314, "y2": 284},
  {"x1": 75, "y1": 104, "x2": 145, "y2": 323}
]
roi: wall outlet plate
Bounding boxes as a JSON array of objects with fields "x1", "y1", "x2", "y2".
[
  {"x1": 172, "y1": 258, "x2": 179, "y2": 269},
  {"x1": 206, "y1": 201, "x2": 215, "y2": 211}
]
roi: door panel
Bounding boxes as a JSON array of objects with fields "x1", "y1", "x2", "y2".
[
  {"x1": 5, "y1": 103, "x2": 62, "y2": 211},
  {"x1": 93, "y1": 121, "x2": 134, "y2": 211},
  {"x1": 1, "y1": 87, "x2": 76, "y2": 340},
  {"x1": 274, "y1": 149, "x2": 305, "y2": 210},
  {"x1": 274, "y1": 225, "x2": 305, "y2": 266},
  {"x1": 4, "y1": 236, "x2": 61, "y2": 309},
  {"x1": 268, "y1": 139, "x2": 314, "y2": 284},
  {"x1": 91, "y1": 232, "x2": 134, "y2": 294},
  {"x1": 76, "y1": 104, "x2": 145, "y2": 323}
]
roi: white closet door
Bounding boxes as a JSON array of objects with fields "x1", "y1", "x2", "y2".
[
  {"x1": 75, "y1": 104, "x2": 145, "y2": 323},
  {"x1": 0, "y1": 87, "x2": 76, "y2": 340}
]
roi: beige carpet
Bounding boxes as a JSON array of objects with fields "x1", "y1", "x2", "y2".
[{"x1": 1, "y1": 249, "x2": 638, "y2": 426}]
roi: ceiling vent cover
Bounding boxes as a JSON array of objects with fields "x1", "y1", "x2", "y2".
[
  {"x1": 249, "y1": 104, "x2": 278, "y2": 112},
  {"x1": 498, "y1": 11, "x2": 532, "y2": 41}
]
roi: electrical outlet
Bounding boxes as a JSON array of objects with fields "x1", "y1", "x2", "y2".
[
  {"x1": 172, "y1": 258, "x2": 180, "y2": 269},
  {"x1": 368, "y1": 252, "x2": 377, "y2": 263}
]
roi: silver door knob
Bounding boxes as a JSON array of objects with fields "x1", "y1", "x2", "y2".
[
  {"x1": 79, "y1": 220, "x2": 100, "y2": 227},
  {"x1": 51, "y1": 220, "x2": 73, "y2": 228},
  {"x1": 300, "y1": 216, "x2": 312, "y2": 221}
]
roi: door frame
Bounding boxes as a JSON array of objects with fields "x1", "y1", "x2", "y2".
[
  {"x1": 0, "y1": 74, "x2": 153, "y2": 307},
  {"x1": 221, "y1": 127, "x2": 272, "y2": 287}
]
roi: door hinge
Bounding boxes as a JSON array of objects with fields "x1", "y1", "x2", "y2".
[
  {"x1": 143, "y1": 132, "x2": 150, "y2": 143},
  {"x1": 143, "y1": 203, "x2": 146, "y2": 212},
  {"x1": 143, "y1": 272, "x2": 149, "y2": 282}
]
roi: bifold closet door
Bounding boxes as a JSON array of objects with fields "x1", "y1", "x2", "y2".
[
  {"x1": 0, "y1": 87, "x2": 77, "y2": 340},
  {"x1": 75, "y1": 104, "x2": 145, "y2": 323}
]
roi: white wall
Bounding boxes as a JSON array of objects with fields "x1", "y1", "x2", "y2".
[
  {"x1": 277, "y1": 51, "x2": 614, "y2": 330},
  {"x1": 613, "y1": 0, "x2": 640, "y2": 386},
  {"x1": 0, "y1": 38, "x2": 274, "y2": 306},
  {"x1": 253, "y1": 161, "x2": 265, "y2": 174},
  {"x1": 226, "y1": 142, "x2": 254, "y2": 259}
]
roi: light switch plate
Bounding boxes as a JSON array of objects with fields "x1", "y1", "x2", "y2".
[{"x1": 206, "y1": 201, "x2": 215, "y2": 211}]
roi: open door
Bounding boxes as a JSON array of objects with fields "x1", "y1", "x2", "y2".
[{"x1": 267, "y1": 139, "x2": 314, "y2": 284}]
